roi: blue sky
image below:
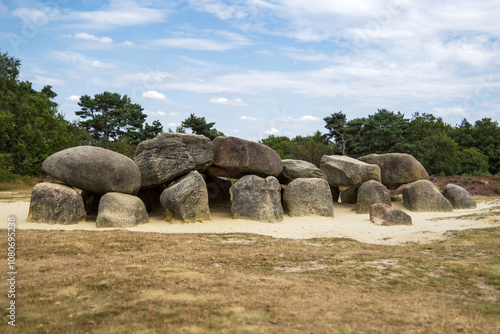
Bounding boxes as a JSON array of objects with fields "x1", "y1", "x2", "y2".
[{"x1": 1, "y1": 0, "x2": 499, "y2": 142}]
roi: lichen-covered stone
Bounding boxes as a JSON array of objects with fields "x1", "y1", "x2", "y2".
[
  {"x1": 96, "y1": 192, "x2": 149, "y2": 228},
  {"x1": 283, "y1": 178, "x2": 334, "y2": 217}
]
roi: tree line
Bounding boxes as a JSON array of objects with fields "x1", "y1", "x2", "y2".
[
  {"x1": 262, "y1": 109, "x2": 500, "y2": 176},
  {"x1": 1, "y1": 50, "x2": 499, "y2": 180}
]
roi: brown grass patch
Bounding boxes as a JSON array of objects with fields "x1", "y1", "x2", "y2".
[{"x1": 1, "y1": 228, "x2": 499, "y2": 333}]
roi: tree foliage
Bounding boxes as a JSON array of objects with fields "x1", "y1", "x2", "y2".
[
  {"x1": 0, "y1": 51, "x2": 85, "y2": 176},
  {"x1": 76, "y1": 92, "x2": 162, "y2": 146},
  {"x1": 181, "y1": 113, "x2": 224, "y2": 140}
]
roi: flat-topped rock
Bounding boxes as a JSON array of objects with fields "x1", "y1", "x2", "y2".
[
  {"x1": 207, "y1": 136, "x2": 283, "y2": 178},
  {"x1": 43, "y1": 146, "x2": 141, "y2": 195},
  {"x1": 283, "y1": 178, "x2": 334, "y2": 217},
  {"x1": 278, "y1": 159, "x2": 328, "y2": 185},
  {"x1": 370, "y1": 203, "x2": 412, "y2": 226},
  {"x1": 320, "y1": 155, "x2": 381, "y2": 187},
  {"x1": 230, "y1": 175, "x2": 283, "y2": 223},
  {"x1": 134, "y1": 133, "x2": 214, "y2": 187},
  {"x1": 96, "y1": 192, "x2": 149, "y2": 228},
  {"x1": 27, "y1": 182, "x2": 86, "y2": 225},
  {"x1": 358, "y1": 153, "x2": 429, "y2": 190}
]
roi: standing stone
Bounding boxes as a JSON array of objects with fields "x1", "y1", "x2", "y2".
[
  {"x1": 42, "y1": 146, "x2": 142, "y2": 195},
  {"x1": 207, "y1": 136, "x2": 283, "y2": 178},
  {"x1": 370, "y1": 203, "x2": 412, "y2": 226},
  {"x1": 358, "y1": 153, "x2": 429, "y2": 190},
  {"x1": 160, "y1": 171, "x2": 211, "y2": 223},
  {"x1": 403, "y1": 180, "x2": 453, "y2": 212},
  {"x1": 133, "y1": 133, "x2": 214, "y2": 187},
  {"x1": 283, "y1": 178, "x2": 334, "y2": 217},
  {"x1": 340, "y1": 187, "x2": 359, "y2": 204},
  {"x1": 96, "y1": 192, "x2": 149, "y2": 228},
  {"x1": 230, "y1": 175, "x2": 283, "y2": 223},
  {"x1": 356, "y1": 180, "x2": 392, "y2": 214},
  {"x1": 278, "y1": 159, "x2": 328, "y2": 184},
  {"x1": 320, "y1": 155, "x2": 381, "y2": 187},
  {"x1": 443, "y1": 184, "x2": 477, "y2": 209},
  {"x1": 27, "y1": 183, "x2": 86, "y2": 225}
]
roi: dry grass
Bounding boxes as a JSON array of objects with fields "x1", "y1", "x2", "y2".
[{"x1": 1, "y1": 228, "x2": 499, "y2": 333}]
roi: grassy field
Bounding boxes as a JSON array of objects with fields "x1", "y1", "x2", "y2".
[{"x1": 1, "y1": 227, "x2": 499, "y2": 333}]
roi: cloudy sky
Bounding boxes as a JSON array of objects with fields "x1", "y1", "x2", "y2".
[{"x1": 1, "y1": 0, "x2": 499, "y2": 141}]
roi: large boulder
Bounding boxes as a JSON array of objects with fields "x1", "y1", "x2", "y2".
[
  {"x1": 370, "y1": 203, "x2": 412, "y2": 226},
  {"x1": 356, "y1": 180, "x2": 391, "y2": 214},
  {"x1": 442, "y1": 184, "x2": 477, "y2": 209},
  {"x1": 283, "y1": 178, "x2": 334, "y2": 217},
  {"x1": 160, "y1": 171, "x2": 211, "y2": 223},
  {"x1": 278, "y1": 159, "x2": 328, "y2": 185},
  {"x1": 96, "y1": 192, "x2": 149, "y2": 228},
  {"x1": 207, "y1": 136, "x2": 283, "y2": 178},
  {"x1": 230, "y1": 175, "x2": 283, "y2": 223},
  {"x1": 358, "y1": 153, "x2": 429, "y2": 190},
  {"x1": 320, "y1": 155, "x2": 381, "y2": 187},
  {"x1": 403, "y1": 180, "x2": 453, "y2": 212},
  {"x1": 27, "y1": 182, "x2": 86, "y2": 225},
  {"x1": 133, "y1": 133, "x2": 214, "y2": 188},
  {"x1": 43, "y1": 146, "x2": 142, "y2": 195}
]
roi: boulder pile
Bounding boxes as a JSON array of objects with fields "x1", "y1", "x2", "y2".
[{"x1": 27, "y1": 133, "x2": 477, "y2": 227}]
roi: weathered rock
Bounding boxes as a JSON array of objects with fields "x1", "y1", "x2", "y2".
[
  {"x1": 207, "y1": 136, "x2": 283, "y2": 178},
  {"x1": 204, "y1": 174, "x2": 232, "y2": 207},
  {"x1": 27, "y1": 182, "x2": 86, "y2": 225},
  {"x1": 403, "y1": 180, "x2": 453, "y2": 212},
  {"x1": 134, "y1": 133, "x2": 214, "y2": 187},
  {"x1": 96, "y1": 192, "x2": 149, "y2": 228},
  {"x1": 43, "y1": 146, "x2": 142, "y2": 195},
  {"x1": 283, "y1": 178, "x2": 334, "y2": 217},
  {"x1": 160, "y1": 171, "x2": 211, "y2": 223},
  {"x1": 230, "y1": 175, "x2": 283, "y2": 223},
  {"x1": 320, "y1": 155, "x2": 381, "y2": 187},
  {"x1": 340, "y1": 187, "x2": 358, "y2": 204},
  {"x1": 358, "y1": 153, "x2": 429, "y2": 190},
  {"x1": 278, "y1": 159, "x2": 328, "y2": 184},
  {"x1": 443, "y1": 184, "x2": 477, "y2": 209},
  {"x1": 356, "y1": 180, "x2": 391, "y2": 214},
  {"x1": 370, "y1": 203, "x2": 412, "y2": 226}
]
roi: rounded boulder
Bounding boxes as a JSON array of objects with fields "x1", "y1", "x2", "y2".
[{"x1": 42, "y1": 146, "x2": 141, "y2": 195}]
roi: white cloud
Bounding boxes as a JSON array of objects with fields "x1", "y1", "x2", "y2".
[
  {"x1": 142, "y1": 90, "x2": 167, "y2": 99},
  {"x1": 209, "y1": 97, "x2": 246, "y2": 106},
  {"x1": 51, "y1": 51, "x2": 115, "y2": 69},
  {"x1": 72, "y1": 32, "x2": 113, "y2": 44},
  {"x1": 68, "y1": 95, "x2": 81, "y2": 101},
  {"x1": 265, "y1": 128, "x2": 281, "y2": 135},
  {"x1": 296, "y1": 115, "x2": 321, "y2": 122},
  {"x1": 157, "y1": 111, "x2": 166, "y2": 116},
  {"x1": 123, "y1": 40, "x2": 134, "y2": 46},
  {"x1": 168, "y1": 122, "x2": 179, "y2": 127},
  {"x1": 240, "y1": 115, "x2": 258, "y2": 121},
  {"x1": 91, "y1": 60, "x2": 115, "y2": 68}
]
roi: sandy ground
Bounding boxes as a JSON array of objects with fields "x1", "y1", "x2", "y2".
[{"x1": 1, "y1": 191, "x2": 499, "y2": 245}]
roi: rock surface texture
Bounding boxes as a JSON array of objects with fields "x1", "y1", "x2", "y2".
[
  {"x1": 27, "y1": 182, "x2": 86, "y2": 224},
  {"x1": 133, "y1": 133, "x2": 214, "y2": 187},
  {"x1": 341, "y1": 187, "x2": 359, "y2": 204},
  {"x1": 230, "y1": 175, "x2": 283, "y2": 223},
  {"x1": 96, "y1": 192, "x2": 149, "y2": 228},
  {"x1": 442, "y1": 184, "x2": 477, "y2": 209},
  {"x1": 356, "y1": 180, "x2": 392, "y2": 214},
  {"x1": 160, "y1": 171, "x2": 211, "y2": 223},
  {"x1": 207, "y1": 136, "x2": 283, "y2": 178},
  {"x1": 278, "y1": 159, "x2": 328, "y2": 184},
  {"x1": 358, "y1": 153, "x2": 429, "y2": 190},
  {"x1": 283, "y1": 178, "x2": 335, "y2": 217},
  {"x1": 43, "y1": 146, "x2": 142, "y2": 195},
  {"x1": 403, "y1": 180, "x2": 453, "y2": 212},
  {"x1": 320, "y1": 155, "x2": 381, "y2": 187},
  {"x1": 370, "y1": 203, "x2": 413, "y2": 226}
]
